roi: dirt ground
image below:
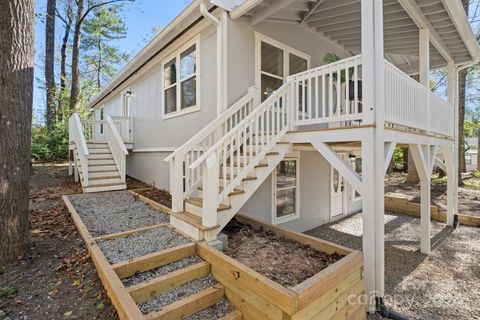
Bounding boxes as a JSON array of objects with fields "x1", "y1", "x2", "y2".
[
  {"x1": 135, "y1": 188, "x2": 172, "y2": 209},
  {"x1": 222, "y1": 221, "x2": 343, "y2": 288},
  {"x1": 0, "y1": 165, "x2": 121, "y2": 320},
  {"x1": 385, "y1": 173, "x2": 480, "y2": 217}
]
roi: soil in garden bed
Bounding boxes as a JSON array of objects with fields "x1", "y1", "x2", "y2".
[
  {"x1": 135, "y1": 187, "x2": 172, "y2": 209},
  {"x1": 222, "y1": 220, "x2": 344, "y2": 288}
]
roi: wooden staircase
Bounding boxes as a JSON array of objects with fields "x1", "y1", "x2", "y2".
[
  {"x1": 170, "y1": 142, "x2": 292, "y2": 241},
  {"x1": 69, "y1": 113, "x2": 128, "y2": 193},
  {"x1": 74, "y1": 142, "x2": 127, "y2": 193}
]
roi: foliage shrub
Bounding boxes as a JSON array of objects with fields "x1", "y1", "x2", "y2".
[{"x1": 31, "y1": 122, "x2": 69, "y2": 162}]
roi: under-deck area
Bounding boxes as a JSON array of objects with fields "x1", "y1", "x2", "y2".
[{"x1": 306, "y1": 211, "x2": 480, "y2": 319}]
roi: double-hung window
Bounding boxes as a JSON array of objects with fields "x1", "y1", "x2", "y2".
[{"x1": 163, "y1": 37, "x2": 199, "y2": 118}]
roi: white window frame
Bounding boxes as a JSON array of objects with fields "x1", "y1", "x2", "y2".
[
  {"x1": 255, "y1": 32, "x2": 311, "y2": 100},
  {"x1": 161, "y1": 35, "x2": 201, "y2": 120},
  {"x1": 272, "y1": 153, "x2": 300, "y2": 225}
]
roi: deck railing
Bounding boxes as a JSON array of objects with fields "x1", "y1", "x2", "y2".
[
  {"x1": 384, "y1": 60, "x2": 454, "y2": 137},
  {"x1": 112, "y1": 116, "x2": 134, "y2": 143},
  {"x1": 289, "y1": 54, "x2": 363, "y2": 126}
]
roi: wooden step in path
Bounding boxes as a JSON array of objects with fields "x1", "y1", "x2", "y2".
[{"x1": 63, "y1": 194, "x2": 240, "y2": 320}]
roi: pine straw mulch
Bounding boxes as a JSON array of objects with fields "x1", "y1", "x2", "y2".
[
  {"x1": 0, "y1": 165, "x2": 118, "y2": 320},
  {"x1": 134, "y1": 188, "x2": 172, "y2": 209},
  {"x1": 222, "y1": 221, "x2": 344, "y2": 288}
]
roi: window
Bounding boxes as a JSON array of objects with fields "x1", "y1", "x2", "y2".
[
  {"x1": 162, "y1": 37, "x2": 199, "y2": 118},
  {"x1": 256, "y1": 33, "x2": 310, "y2": 102},
  {"x1": 273, "y1": 158, "x2": 299, "y2": 224},
  {"x1": 466, "y1": 155, "x2": 472, "y2": 165}
]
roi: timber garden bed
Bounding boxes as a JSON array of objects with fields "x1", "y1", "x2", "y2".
[{"x1": 63, "y1": 191, "x2": 365, "y2": 320}]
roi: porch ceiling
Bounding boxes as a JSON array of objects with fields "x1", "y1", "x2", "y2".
[{"x1": 236, "y1": 0, "x2": 476, "y2": 73}]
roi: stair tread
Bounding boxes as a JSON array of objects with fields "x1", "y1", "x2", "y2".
[
  {"x1": 87, "y1": 169, "x2": 118, "y2": 173},
  {"x1": 88, "y1": 175, "x2": 121, "y2": 180},
  {"x1": 84, "y1": 182, "x2": 126, "y2": 188},
  {"x1": 197, "y1": 186, "x2": 245, "y2": 196},
  {"x1": 143, "y1": 284, "x2": 224, "y2": 320},
  {"x1": 170, "y1": 211, "x2": 220, "y2": 230},
  {"x1": 186, "y1": 197, "x2": 231, "y2": 211},
  {"x1": 220, "y1": 310, "x2": 243, "y2": 320},
  {"x1": 221, "y1": 174, "x2": 257, "y2": 181}
]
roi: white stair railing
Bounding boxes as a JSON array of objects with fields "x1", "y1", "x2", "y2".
[
  {"x1": 69, "y1": 113, "x2": 90, "y2": 186},
  {"x1": 112, "y1": 116, "x2": 134, "y2": 143},
  {"x1": 290, "y1": 54, "x2": 363, "y2": 126},
  {"x1": 106, "y1": 116, "x2": 129, "y2": 183},
  {"x1": 189, "y1": 82, "x2": 290, "y2": 226},
  {"x1": 165, "y1": 86, "x2": 258, "y2": 212}
]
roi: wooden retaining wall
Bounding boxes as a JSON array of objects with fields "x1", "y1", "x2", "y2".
[
  {"x1": 198, "y1": 214, "x2": 366, "y2": 320},
  {"x1": 385, "y1": 195, "x2": 480, "y2": 227}
]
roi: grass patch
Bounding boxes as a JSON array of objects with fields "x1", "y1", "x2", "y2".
[{"x1": 0, "y1": 285, "x2": 17, "y2": 299}]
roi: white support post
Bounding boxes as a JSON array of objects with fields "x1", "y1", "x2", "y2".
[
  {"x1": 410, "y1": 144, "x2": 434, "y2": 254},
  {"x1": 361, "y1": 0, "x2": 386, "y2": 311},
  {"x1": 419, "y1": 29, "x2": 430, "y2": 87},
  {"x1": 202, "y1": 154, "x2": 219, "y2": 234},
  {"x1": 74, "y1": 156, "x2": 79, "y2": 183},
  {"x1": 443, "y1": 146, "x2": 456, "y2": 226},
  {"x1": 419, "y1": 29, "x2": 430, "y2": 133},
  {"x1": 170, "y1": 157, "x2": 184, "y2": 213},
  {"x1": 448, "y1": 63, "x2": 460, "y2": 221},
  {"x1": 384, "y1": 142, "x2": 397, "y2": 175}
]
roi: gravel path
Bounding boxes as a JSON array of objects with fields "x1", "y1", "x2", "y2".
[
  {"x1": 68, "y1": 191, "x2": 169, "y2": 236},
  {"x1": 306, "y1": 212, "x2": 480, "y2": 320},
  {"x1": 138, "y1": 275, "x2": 217, "y2": 314},
  {"x1": 122, "y1": 256, "x2": 203, "y2": 287},
  {"x1": 184, "y1": 298, "x2": 232, "y2": 320},
  {"x1": 97, "y1": 226, "x2": 190, "y2": 264}
]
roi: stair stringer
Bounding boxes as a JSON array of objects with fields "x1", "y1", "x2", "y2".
[{"x1": 204, "y1": 143, "x2": 293, "y2": 240}]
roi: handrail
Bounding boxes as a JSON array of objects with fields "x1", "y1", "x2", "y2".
[
  {"x1": 69, "y1": 113, "x2": 90, "y2": 186},
  {"x1": 189, "y1": 82, "x2": 289, "y2": 170},
  {"x1": 107, "y1": 116, "x2": 128, "y2": 155},
  {"x1": 106, "y1": 116, "x2": 128, "y2": 183},
  {"x1": 165, "y1": 86, "x2": 258, "y2": 162}
]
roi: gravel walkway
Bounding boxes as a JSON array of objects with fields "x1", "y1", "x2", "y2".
[
  {"x1": 68, "y1": 191, "x2": 169, "y2": 236},
  {"x1": 97, "y1": 226, "x2": 190, "y2": 264},
  {"x1": 138, "y1": 275, "x2": 217, "y2": 314},
  {"x1": 122, "y1": 256, "x2": 203, "y2": 287},
  {"x1": 306, "y1": 212, "x2": 480, "y2": 320},
  {"x1": 184, "y1": 298, "x2": 232, "y2": 320}
]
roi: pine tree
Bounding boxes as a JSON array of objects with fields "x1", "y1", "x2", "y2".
[{"x1": 81, "y1": 5, "x2": 128, "y2": 92}]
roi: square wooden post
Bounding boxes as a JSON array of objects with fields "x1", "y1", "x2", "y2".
[{"x1": 361, "y1": 0, "x2": 386, "y2": 312}]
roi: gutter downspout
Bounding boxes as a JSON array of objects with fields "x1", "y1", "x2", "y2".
[{"x1": 200, "y1": 3, "x2": 226, "y2": 115}]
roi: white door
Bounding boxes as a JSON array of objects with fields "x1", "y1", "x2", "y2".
[{"x1": 330, "y1": 155, "x2": 345, "y2": 218}]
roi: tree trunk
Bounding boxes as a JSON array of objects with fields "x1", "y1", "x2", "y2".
[
  {"x1": 0, "y1": 0, "x2": 35, "y2": 267},
  {"x1": 402, "y1": 147, "x2": 408, "y2": 171},
  {"x1": 69, "y1": 0, "x2": 84, "y2": 113},
  {"x1": 45, "y1": 0, "x2": 56, "y2": 130},
  {"x1": 406, "y1": 148, "x2": 420, "y2": 183},
  {"x1": 58, "y1": 5, "x2": 73, "y2": 122}
]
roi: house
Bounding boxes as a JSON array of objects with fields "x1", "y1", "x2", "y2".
[
  {"x1": 68, "y1": 0, "x2": 480, "y2": 314},
  {"x1": 465, "y1": 137, "x2": 478, "y2": 171}
]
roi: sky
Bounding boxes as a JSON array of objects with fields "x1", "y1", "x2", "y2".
[{"x1": 33, "y1": 0, "x2": 192, "y2": 123}]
